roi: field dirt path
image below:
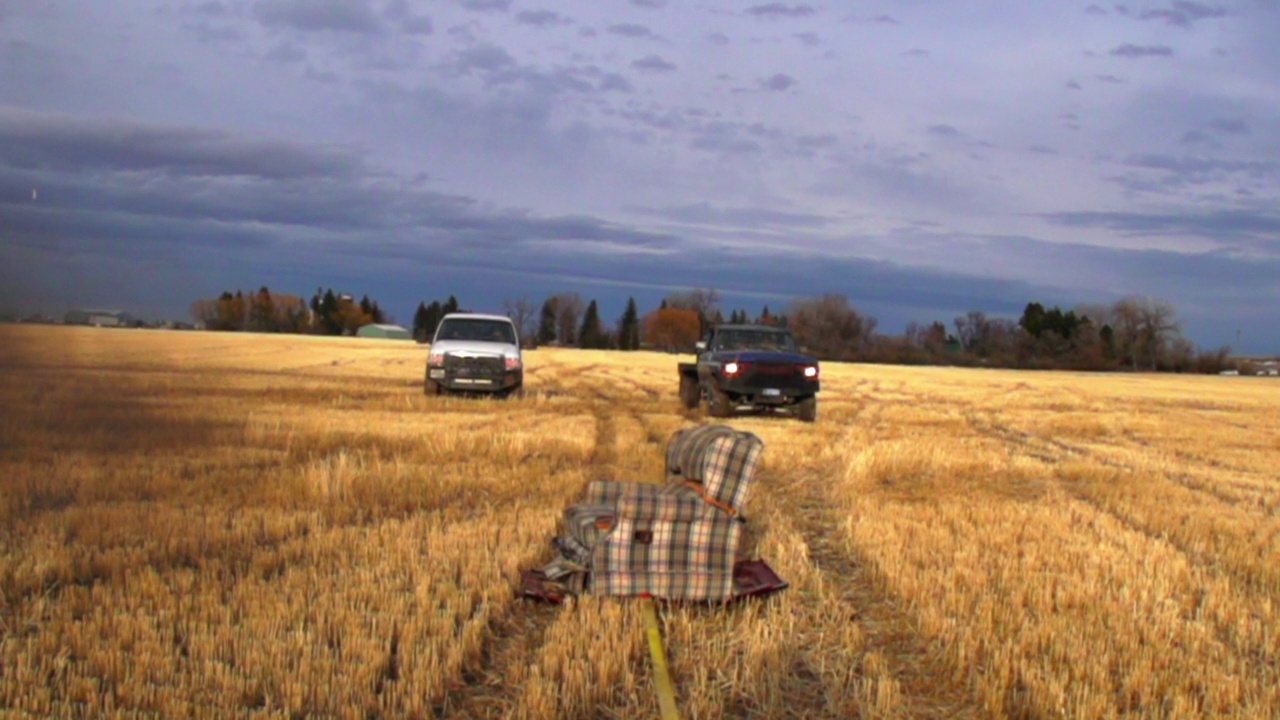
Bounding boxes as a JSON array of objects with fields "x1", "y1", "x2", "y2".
[
  {"x1": 441, "y1": 376, "x2": 635, "y2": 719},
  {"x1": 752, "y1": 392, "x2": 982, "y2": 720},
  {"x1": 772, "y1": 471, "x2": 979, "y2": 719}
]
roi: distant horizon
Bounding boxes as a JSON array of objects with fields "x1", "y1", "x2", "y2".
[{"x1": 6, "y1": 283, "x2": 1274, "y2": 357}]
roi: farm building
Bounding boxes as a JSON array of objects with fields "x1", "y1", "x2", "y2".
[
  {"x1": 64, "y1": 309, "x2": 135, "y2": 327},
  {"x1": 357, "y1": 323, "x2": 413, "y2": 340}
]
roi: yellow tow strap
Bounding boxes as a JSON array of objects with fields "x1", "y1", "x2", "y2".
[{"x1": 641, "y1": 598, "x2": 681, "y2": 720}]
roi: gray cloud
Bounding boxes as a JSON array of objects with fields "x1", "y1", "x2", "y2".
[
  {"x1": 1066, "y1": 80, "x2": 1083, "y2": 90},
  {"x1": 263, "y1": 42, "x2": 306, "y2": 63},
  {"x1": 794, "y1": 32, "x2": 819, "y2": 47},
  {"x1": 927, "y1": 124, "x2": 962, "y2": 138},
  {"x1": 608, "y1": 23, "x2": 658, "y2": 39},
  {"x1": 253, "y1": 0, "x2": 384, "y2": 34},
  {"x1": 1095, "y1": 73, "x2": 1126, "y2": 83},
  {"x1": 746, "y1": 4, "x2": 816, "y2": 19},
  {"x1": 629, "y1": 0, "x2": 667, "y2": 7},
  {"x1": 1041, "y1": 208, "x2": 1280, "y2": 244},
  {"x1": 1208, "y1": 117, "x2": 1250, "y2": 135},
  {"x1": 382, "y1": 0, "x2": 432, "y2": 34},
  {"x1": 630, "y1": 201, "x2": 830, "y2": 230},
  {"x1": 707, "y1": 32, "x2": 730, "y2": 46},
  {"x1": 0, "y1": 108, "x2": 362, "y2": 180},
  {"x1": 759, "y1": 73, "x2": 797, "y2": 91},
  {"x1": 1128, "y1": 153, "x2": 1275, "y2": 174},
  {"x1": 1138, "y1": 1, "x2": 1227, "y2": 27},
  {"x1": 632, "y1": 54, "x2": 676, "y2": 73},
  {"x1": 903, "y1": 48, "x2": 930, "y2": 57},
  {"x1": 192, "y1": 1, "x2": 229, "y2": 15},
  {"x1": 690, "y1": 122, "x2": 763, "y2": 153},
  {"x1": 1110, "y1": 43, "x2": 1174, "y2": 58},
  {"x1": 459, "y1": 0, "x2": 512, "y2": 12},
  {"x1": 185, "y1": 20, "x2": 242, "y2": 43},
  {"x1": 1180, "y1": 129, "x2": 1217, "y2": 146},
  {"x1": 796, "y1": 133, "x2": 838, "y2": 149},
  {"x1": 449, "y1": 43, "x2": 517, "y2": 75},
  {"x1": 516, "y1": 10, "x2": 570, "y2": 28},
  {"x1": 400, "y1": 15, "x2": 433, "y2": 34},
  {"x1": 1084, "y1": 4, "x2": 1107, "y2": 14}
]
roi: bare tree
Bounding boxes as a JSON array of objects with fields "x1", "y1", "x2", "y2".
[
  {"x1": 503, "y1": 295, "x2": 537, "y2": 346},
  {"x1": 551, "y1": 292, "x2": 584, "y2": 346},
  {"x1": 786, "y1": 294, "x2": 877, "y2": 360},
  {"x1": 1136, "y1": 297, "x2": 1180, "y2": 370},
  {"x1": 953, "y1": 310, "x2": 988, "y2": 354},
  {"x1": 1111, "y1": 296, "x2": 1180, "y2": 370}
]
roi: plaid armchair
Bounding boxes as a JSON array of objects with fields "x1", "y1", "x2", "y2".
[{"x1": 548, "y1": 424, "x2": 764, "y2": 602}]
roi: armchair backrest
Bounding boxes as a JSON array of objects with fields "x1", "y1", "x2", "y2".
[{"x1": 665, "y1": 425, "x2": 764, "y2": 514}]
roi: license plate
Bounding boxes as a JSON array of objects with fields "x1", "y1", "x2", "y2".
[
  {"x1": 429, "y1": 369, "x2": 445, "y2": 379},
  {"x1": 762, "y1": 388, "x2": 780, "y2": 397}
]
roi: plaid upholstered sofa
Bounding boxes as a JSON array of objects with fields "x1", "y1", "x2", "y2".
[{"x1": 541, "y1": 424, "x2": 764, "y2": 602}]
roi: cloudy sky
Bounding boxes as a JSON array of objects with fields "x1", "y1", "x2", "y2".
[{"x1": 1, "y1": 1, "x2": 1277, "y2": 351}]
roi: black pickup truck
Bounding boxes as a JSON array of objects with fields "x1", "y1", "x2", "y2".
[{"x1": 677, "y1": 324, "x2": 820, "y2": 422}]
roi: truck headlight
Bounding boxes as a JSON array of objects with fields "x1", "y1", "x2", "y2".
[
  {"x1": 505, "y1": 356, "x2": 522, "y2": 371},
  {"x1": 428, "y1": 352, "x2": 444, "y2": 366},
  {"x1": 803, "y1": 365, "x2": 818, "y2": 378},
  {"x1": 724, "y1": 362, "x2": 740, "y2": 375}
]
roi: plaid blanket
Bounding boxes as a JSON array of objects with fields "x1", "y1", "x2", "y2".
[{"x1": 575, "y1": 425, "x2": 764, "y2": 601}]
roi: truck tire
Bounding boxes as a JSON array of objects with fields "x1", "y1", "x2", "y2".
[
  {"x1": 796, "y1": 395, "x2": 817, "y2": 423},
  {"x1": 424, "y1": 376, "x2": 441, "y2": 396},
  {"x1": 679, "y1": 374, "x2": 700, "y2": 409},
  {"x1": 707, "y1": 383, "x2": 733, "y2": 418}
]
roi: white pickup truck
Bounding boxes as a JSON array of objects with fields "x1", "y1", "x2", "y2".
[{"x1": 424, "y1": 313, "x2": 524, "y2": 396}]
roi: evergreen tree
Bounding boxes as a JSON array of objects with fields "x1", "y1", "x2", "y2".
[
  {"x1": 320, "y1": 289, "x2": 340, "y2": 335},
  {"x1": 1020, "y1": 302, "x2": 1047, "y2": 339},
  {"x1": 413, "y1": 302, "x2": 429, "y2": 341},
  {"x1": 444, "y1": 295, "x2": 459, "y2": 315},
  {"x1": 618, "y1": 297, "x2": 640, "y2": 350},
  {"x1": 249, "y1": 286, "x2": 275, "y2": 332},
  {"x1": 537, "y1": 298, "x2": 558, "y2": 346},
  {"x1": 426, "y1": 301, "x2": 443, "y2": 338},
  {"x1": 579, "y1": 300, "x2": 604, "y2": 348}
]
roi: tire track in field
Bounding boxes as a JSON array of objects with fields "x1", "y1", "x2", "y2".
[
  {"x1": 963, "y1": 409, "x2": 1280, "y2": 518},
  {"x1": 441, "y1": 366, "x2": 635, "y2": 719},
  {"x1": 735, "y1": 393, "x2": 980, "y2": 718},
  {"x1": 765, "y1": 455, "x2": 981, "y2": 718},
  {"x1": 959, "y1": 408, "x2": 1280, "y2": 679}
]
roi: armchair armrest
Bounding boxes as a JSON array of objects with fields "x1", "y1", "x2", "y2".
[
  {"x1": 616, "y1": 485, "x2": 706, "y2": 523},
  {"x1": 585, "y1": 479, "x2": 644, "y2": 505}
]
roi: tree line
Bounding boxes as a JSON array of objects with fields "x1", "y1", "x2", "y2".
[
  {"x1": 190, "y1": 287, "x2": 387, "y2": 335},
  {"x1": 193, "y1": 285, "x2": 1234, "y2": 373}
]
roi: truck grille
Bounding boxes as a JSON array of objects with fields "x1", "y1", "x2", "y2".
[
  {"x1": 444, "y1": 354, "x2": 504, "y2": 378},
  {"x1": 742, "y1": 363, "x2": 808, "y2": 389}
]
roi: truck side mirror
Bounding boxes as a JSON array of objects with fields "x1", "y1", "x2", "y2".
[{"x1": 695, "y1": 341, "x2": 707, "y2": 351}]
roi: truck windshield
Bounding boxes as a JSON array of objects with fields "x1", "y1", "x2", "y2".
[
  {"x1": 435, "y1": 319, "x2": 516, "y2": 344},
  {"x1": 713, "y1": 330, "x2": 797, "y2": 352}
]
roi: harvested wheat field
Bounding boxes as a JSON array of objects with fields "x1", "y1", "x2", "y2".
[{"x1": 2, "y1": 324, "x2": 1279, "y2": 719}]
